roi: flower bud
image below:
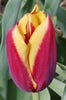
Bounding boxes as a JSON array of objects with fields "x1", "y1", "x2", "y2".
[{"x1": 6, "y1": 4, "x2": 56, "y2": 92}]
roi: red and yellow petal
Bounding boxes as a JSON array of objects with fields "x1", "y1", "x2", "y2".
[
  {"x1": 18, "y1": 14, "x2": 28, "y2": 39},
  {"x1": 29, "y1": 14, "x2": 48, "y2": 71},
  {"x1": 18, "y1": 4, "x2": 46, "y2": 43},
  {"x1": 6, "y1": 4, "x2": 56, "y2": 92},
  {"x1": 29, "y1": 14, "x2": 56, "y2": 91},
  {"x1": 31, "y1": 3, "x2": 46, "y2": 24},
  {"x1": 36, "y1": 11, "x2": 46, "y2": 24},
  {"x1": 6, "y1": 25, "x2": 37, "y2": 92}
]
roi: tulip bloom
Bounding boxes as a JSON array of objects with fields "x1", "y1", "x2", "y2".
[{"x1": 6, "y1": 4, "x2": 56, "y2": 92}]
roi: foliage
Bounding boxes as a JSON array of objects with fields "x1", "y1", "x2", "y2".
[{"x1": 0, "y1": 0, "x2": 66, "y2": 100}]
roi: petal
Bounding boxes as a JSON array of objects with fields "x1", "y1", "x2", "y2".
[
  {"x1": 36, "y1": 11, "x2": 46, "y2": 24},
  {"x1": 28, "y1": 14, "x2": 39, "y2": 29},
  {"x1": 29, "y1": 14, "x2": 56, "y2": 91},
  {"x1": 6, "y1": 25, "x2": 37, "y2": 92},
  {"x1": 29, "y1": 16, "x2": 48, "y2": 71},
  {"x1": 28, "y1": 11, "x2": 46, "y2": 29},
  {"x1": 31, "y1": 3, "x2": 39, "y2": 14},
  {"x1": 18, "y1": 14, "x2": 28, "y2": 39},
  {"x1": 31, "y1": 3, "x2": 46, "y2": 25}
]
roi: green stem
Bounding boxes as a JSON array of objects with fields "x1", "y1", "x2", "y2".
[{"x1": 32, "y1": 92, "x2": 40, "y2": 100}]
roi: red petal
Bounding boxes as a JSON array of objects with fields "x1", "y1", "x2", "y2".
[
  {"x1": 32, "y1": 14, "x2": 56, "y2": 91},
  {"x1": 6, "y1": 25, "x2": 36, "y2": 92}
]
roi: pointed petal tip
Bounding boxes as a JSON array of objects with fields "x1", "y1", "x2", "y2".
[{"x1": 31, "y1": 3, "x2": 39, "y2": 14}]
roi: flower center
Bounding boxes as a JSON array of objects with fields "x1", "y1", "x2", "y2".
[
  {"x1": 25, "y1": 22, "x2": 35, "y2": 44},
  {"x1": 17, "y1": 4, "x2": 46, "y2": 45}
]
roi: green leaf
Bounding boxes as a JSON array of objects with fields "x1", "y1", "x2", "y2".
[
  {"x1": 44, "y1": 0, "x2": 61, "y2": 16},
  {"x1": 61, "y1": 85, "x2": 66, "y2": 100},
  {"x1": 17, "y1": 0, "x2": 35, "y2": 20},
  {"x1": 17, "y1": 89, "x2": 32, "y2": 100},
  {"x1": 57, "y1": 7, "x2": 66, "y2": 35},
  {"x1": 56, "y1": 75, "x2": 65, "y2": 82},
  {"x1": 17, "y1": 0, "x2": 44, "y2": 21},
  {"x1": 22, "y1": 0, "x2": 35, "y2": 14},
  {"x1": 56, "y1": 36, "x2": 66, "y2": 65},
  {"x1": 44, "y1": 1, "x2": 66, "y2": 37},
  {"x1": 51, "y1": 16, "x2": 57, "y2": 28},
  {"x1": 17, "y1": 89, "x2": 51, "y2": 100},
  {"x1": 48, "y1": 87, "x2": 61, "y2": 100},
  {"x1": 36, "y1": 0, "x2": 44, "y2": 10},
  {"x1": 40, "y1": 0, "x2": 45, "y2": 4},
  {"x1": 7, "y1": 80, "x2": 17, "y2": 100},
  {"x1": 57, "y1": 62, "x2": 66, "y2": 71},
  {"x1": 0, "y1": 0, "x2": 23, "y2": 100},
  {"x1": 41, "y1": 0, "x2": 45, "y2": 5},
  {"x1": 16, "y1": 0, "x2": 27, "y2": 21},
  {"x1": 0, "y1": 16, "x2": 2, "y2": 44},
  {"x1": 8, "y1": 72, "x2": 11, "y2": 80},
  {"x1": 7, "y1": 79, "x2": 32, "y2": 100},
  {"x1": 40, "y1": 88, "x2": 51, "y2": 100},
  {"x1": 49, "y1": 78, "x2": 65, "y2": 97},
  {"x1": 56, "y1": 65, "x2": 66, "y2": 80}
]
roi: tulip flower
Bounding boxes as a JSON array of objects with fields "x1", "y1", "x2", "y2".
[{"x1": 6, "y1": 4, "x2": 56, "y2": 92}]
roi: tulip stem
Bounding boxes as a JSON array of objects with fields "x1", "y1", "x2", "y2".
[{"x1": 32, "y1": 92, "x2": 40, "y2": 100}]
